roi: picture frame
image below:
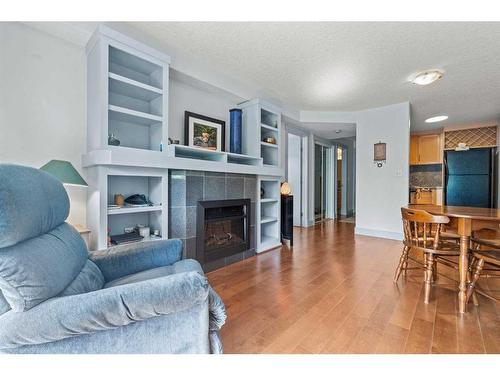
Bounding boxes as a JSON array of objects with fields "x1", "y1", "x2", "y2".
[
  {"x1": 184, "y1": 111, "x2": 225, "y2": 152},
  {"x1": 374, "y1": 141, "x2": 386, "y2": 167}
]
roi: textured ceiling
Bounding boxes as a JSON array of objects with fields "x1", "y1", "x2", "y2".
[{"x1": 128, "y1": 22, "x2": 500, "y2": 132}]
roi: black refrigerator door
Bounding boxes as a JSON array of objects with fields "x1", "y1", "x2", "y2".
[
  {"x1": 446, "y1": 174, "x2": 491, "y2": 207},
  {"x1": 446, "y1": 148, "x2": 491, "y2": 175}
]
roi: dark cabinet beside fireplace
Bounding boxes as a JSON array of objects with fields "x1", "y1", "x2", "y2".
[
  {"x1": 196, "y1": 199, "x2": 251, "y2": 265},
  {"x1": 281, "y1": 195, "x2": 293, "y2": 245}
]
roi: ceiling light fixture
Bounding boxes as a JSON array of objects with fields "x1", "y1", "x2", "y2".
[
  {"x1": 335, "y1": 130, "x2": 342, "y2": 134},
  {"x1": 410, "y1": 69, "x2": 444, "y2": 86},
  {"x1": 425, "y1": 115, "x2": 448, "y2": 123}
]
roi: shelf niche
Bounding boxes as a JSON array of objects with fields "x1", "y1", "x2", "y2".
[
  {"x1": 107, "y1": 45, "x2": 164, "y2": 152},
  {"x1": 107, "y1": 175, "x2": 164, "y2": 239},
  {"x1": 109, "y1": 46, "x2": 163, "y2": 89},
  {"x1": 239, "y1": 99, "x2": 281, "y2": 168},
  {"x1": 86, "y1": 26, "x2": 169, "y2": 153},
  {"x1": 257, "y1": 178, "x2": 281, "y2": 253}
]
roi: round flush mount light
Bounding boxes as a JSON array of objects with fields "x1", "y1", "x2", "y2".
[
  {"x1": 335, "y1": 130, "x2": 342, "y2": 134},
  {"x1": 410, "y1": 69, "x2": 444, "y2": 85},
  {"x1": 425, "y1": 115, "x2": 449, "y2": 123}
]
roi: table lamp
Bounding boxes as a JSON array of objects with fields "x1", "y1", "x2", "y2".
[
  {"x1": 40, "y1": 160, "x2": 87, "y2": 187},
  {"x1": 280, "y1": 181, "x2": 291, "y2": 196},
  {"x1": 40, "y1": 160, "x2": 88, "y2": 241}
]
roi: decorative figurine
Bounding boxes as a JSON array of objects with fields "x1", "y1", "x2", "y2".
[{"x1": 108, "y1": 133, "x2": 120, "y2": 146}]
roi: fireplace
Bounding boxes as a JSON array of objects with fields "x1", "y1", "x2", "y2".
[{"x1": 196, "y1": 199, "x2": 251, "y2": 265}]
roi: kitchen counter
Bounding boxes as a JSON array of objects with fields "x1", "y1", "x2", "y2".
[{"x1": 409, "y1": 186, "x2": 442, "y2": 191}]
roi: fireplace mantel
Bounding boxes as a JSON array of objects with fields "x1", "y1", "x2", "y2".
[{"x1": 83, "y1": 145, "x2": 283, "y2": 177}]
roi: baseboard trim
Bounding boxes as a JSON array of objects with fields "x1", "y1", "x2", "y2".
[
  {"x1": 354, "y1": 227, "x2": 403, "y2": 241},
  {"x1": 304, "y1": 219, "x2": 315, "y2": 227}
]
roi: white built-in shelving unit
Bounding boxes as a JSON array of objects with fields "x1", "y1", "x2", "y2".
[
  {"x1": 239, "y1": 99, "x2": 283, "y2": 252},
  {"x1": 84, "y1": 26, "x2": 284, "y2": 252},
  {"x1": 256, "y1": 176, "x2": 282, "y2": 252},
  {"x1": 86, "y1": 26, "x2": 170, "y2": 152},
  {"x1": 85, "y1": 26, "x2": 171, "y2": 250},
  {"x1": 238, "y1": 99, "x2": 282, "y2": 167},
  {"x1": 107, "y1": 174, "x2": 165, "y2": 239},
  {"x1": 86, "y1": 165, "x2": 168, "y2": 250}
]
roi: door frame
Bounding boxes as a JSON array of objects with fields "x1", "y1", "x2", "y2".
[
  {"x1": 335, "y1": 144, "x2": 348, "y2": 217},
  {"x1": 285, "y1": 125, "x2": 309, "y2": 227},
  {"x1": 314, "y1": 141, "x2": 335, "y2": 222}
]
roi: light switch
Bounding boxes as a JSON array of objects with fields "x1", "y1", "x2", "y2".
[{"x1": 396, "y1": 168, "x2": 403, "y2": 177}]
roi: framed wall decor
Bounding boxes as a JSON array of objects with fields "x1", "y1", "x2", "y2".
[
  {"x1": 374, "y1": 141, "x2": 386, "y2": 167},
  {"x1": 184, "y1": 111, "x2": 225, "y2": 152}
]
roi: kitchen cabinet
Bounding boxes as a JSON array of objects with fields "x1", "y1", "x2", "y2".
[
  {"x1": 410, "y1": 136, "x2": 420, "y2": 165},
  {"x1": 410, "y1": 134, "x2": 442, "y2": 165}
]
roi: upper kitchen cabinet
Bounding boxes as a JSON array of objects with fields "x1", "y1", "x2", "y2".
[{"x1": 410, "y1": 133, "x2": 442, "y2": 165}]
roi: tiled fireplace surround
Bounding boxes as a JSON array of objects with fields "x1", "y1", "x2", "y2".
[{"x1": 169, "y1": 170, "x2": 257, "y2": 272}]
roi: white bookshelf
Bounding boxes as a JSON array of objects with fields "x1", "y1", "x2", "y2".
[
  {"x1": 86, "y1": 25, "x2": 170, "y2": 153},
  {"x1": 86, "y1": 166, "x2": 168, "y2": 250},
  {"x1": 238, "y1": 99, "x2": 282, "y2": 167},
  {"x1": 85, "y1": 26, "x2": 171, "y2": 250},
  {"x1": 256, "y1": 176, "x2": 282, "y2": 253},
  {"x1": 107, "y1": 175, "x2": 164, "y2": 241}
]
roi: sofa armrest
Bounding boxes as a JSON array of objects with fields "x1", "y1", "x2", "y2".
[
  {"x1": 0, "y1": 271, "x2": 207, "y2": 350},
  {"x1": 90, "y1": 239, "x2": 183, "y2": 282}
]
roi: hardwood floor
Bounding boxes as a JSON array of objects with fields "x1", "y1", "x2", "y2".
[{"x1": 207, "y1": 220, "x2": 500, "y2": 354}]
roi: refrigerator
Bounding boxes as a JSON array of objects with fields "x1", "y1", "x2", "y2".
[{"x1": 444, "y1": 148, "x2": 497, "y2": 208}]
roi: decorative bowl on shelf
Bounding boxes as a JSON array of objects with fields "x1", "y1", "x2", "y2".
[{"x1": 263, "y1": 137, "x2": 277, "y2": 144}]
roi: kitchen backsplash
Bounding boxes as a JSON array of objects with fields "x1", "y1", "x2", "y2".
[{"x1": 409, "y1": 164, "x2": 442, "y2": 187}]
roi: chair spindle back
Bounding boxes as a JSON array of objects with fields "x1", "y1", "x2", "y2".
[{"x1": 401, "y1": 207, "x2": 450, "y2": 251}]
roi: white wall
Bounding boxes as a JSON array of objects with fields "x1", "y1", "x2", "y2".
[
  {"x1": 355, "y1": 102, "x2": 410, "y2": 240},
  {"x1": 0, "y1": 22, "x2": 87, "y2": 225},
  {"x1": 168, "y1": 72, "x2": 243, "y2": 148},
  {"x1": 283, "y1": 121, "x2": 310, "y2": 226},
  {"x1": 287, "y1": 133, "x2": 302, "y2": 225}
]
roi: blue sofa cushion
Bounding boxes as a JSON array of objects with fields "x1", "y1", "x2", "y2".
[
  {"x1": 104, "y1": 259, "x2": 203, "y2": 288},
  {"x1": 0, "y1": 164, "x2": 69, "y2": 249},
  {"x1": 0, "y1": 223, "x2": 88, "y2": 312},
  {"x1": 59, "y1": 260, "x2": 104, "y2": 297}
]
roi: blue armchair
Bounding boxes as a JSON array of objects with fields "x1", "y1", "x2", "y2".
[{"x1": 0, "y1": 164, "x2": 226, "y2": 354}]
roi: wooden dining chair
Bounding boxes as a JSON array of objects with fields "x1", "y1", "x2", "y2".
[
  {"x1": 467, "y1": 229, "x2": 500, "y2": 304},
  {"x1": 395, "y1": 207, "x2": 461, "y2": 304},
  {"x1": 394, "y1": 208, "x2": 458, "y2": 282}
]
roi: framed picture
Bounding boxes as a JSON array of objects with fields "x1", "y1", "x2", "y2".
[
  {"x1": 373, "y1": 142, "x2": 386, "y2": 161},
  {"x1": 374, "y1": 141, "x2": 386, "y2": 167},
  {"x1": 184, "y1": 111, "x2": 225, "y2": 152}
]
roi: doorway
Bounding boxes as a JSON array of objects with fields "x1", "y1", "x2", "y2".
[
  {"x1": 315, "y1": 143, "x2": 334, "y2": 222},
  {"x1": 336, "y1": 146, "x2": 348, "y2": 217}
]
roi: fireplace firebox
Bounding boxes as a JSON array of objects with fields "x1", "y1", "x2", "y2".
[{"x1": 196, "y1": 199, "x2": 251, "y2": 265}]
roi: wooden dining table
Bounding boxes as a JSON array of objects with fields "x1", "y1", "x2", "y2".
[{"x1": 407, "y1": 204, "x2": 500, "y2": 313}]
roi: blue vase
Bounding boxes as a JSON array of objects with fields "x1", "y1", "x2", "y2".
[{"x1": 229, "y1": 108, "x2": 243, "y2": 154}]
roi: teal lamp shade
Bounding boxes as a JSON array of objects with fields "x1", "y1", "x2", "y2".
[{"x1": 40, "y1": 160, "x2": 87, "y2": 187}]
